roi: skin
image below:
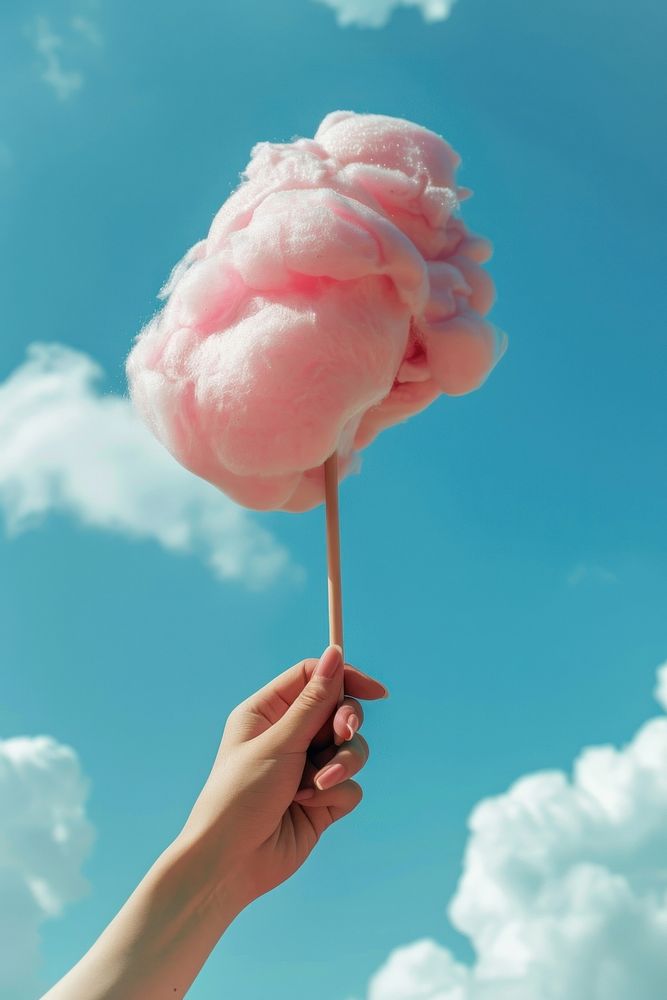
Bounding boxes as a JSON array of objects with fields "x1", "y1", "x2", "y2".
[{"x1": 43, "y1": 646, "x2": 387, "y2": 999}]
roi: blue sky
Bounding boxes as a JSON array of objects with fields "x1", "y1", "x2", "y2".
[{"x1": 1, "y1": 1, "x2": 667, "y2": 998}]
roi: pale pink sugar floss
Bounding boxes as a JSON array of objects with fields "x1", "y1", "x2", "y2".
[{"x1": 127, "y1": 111, "x2": 506, "y2": 512}]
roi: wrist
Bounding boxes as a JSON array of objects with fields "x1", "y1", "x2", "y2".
[{"x1": 163, "y1": 830, "x2": 253, "y2": 925}]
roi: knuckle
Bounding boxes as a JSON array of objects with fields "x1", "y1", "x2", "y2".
[
  {"x1": 345, "y1": 742, "x2": 369, "y2": 776},
  {"x1": 295, "y1": 658, "x2": 318, "y2": 681},
  {"x1": 226, "y1": 702, "x2": 245, "y2": 725},
  {"x1": 349, "y1": 698, "x2": 364, "y2": 718},
  {"x1": 348, "y1": 780, "x2": 363, "y2": 805},
  {"x1": 299, "y1": 681, "x2": 330, "y2": 709}
]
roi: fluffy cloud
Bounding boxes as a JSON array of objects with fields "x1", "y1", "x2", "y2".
[
  {"x1": 29, "y1": 17, "x2": 84, "y2": 101},
  {"x1": 28, "y1": 11, "x2": 103, "y2": 101},
  {"x1": 0, "y1": 735, "x2": 94, "y2": 1000},
  {"x1": 313, "y1": 0, "x2": 456, "y2": 29},
  {"x1": 0, "y1": 343, "x2": 292, "y2": 588},
  {"x1": 364, "y1": 661, "x2": 667, "y2": 1000}
]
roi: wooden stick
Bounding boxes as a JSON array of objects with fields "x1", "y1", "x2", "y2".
[{"x1": 324, "y1": 453, "x2": 344, "y2": 702}]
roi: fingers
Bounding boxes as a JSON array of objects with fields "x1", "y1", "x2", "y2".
[
  {"x1": 293, "y1": 780, "x2": 363, "y2": 828},
  {"x1": 264, "y1": 647, "x2": 344, "y2": 754},
  {"x1": 313, "y1": 696, "x2": 364, "y2": 750},
  {"x1": 231, "y1": 651, "x2": 388, "y2": 748},
  {"x1": 315, "y1": 733, "x2": 369, "y2": 790},
  {"x1": 245, "y1": 657, "x2": 388, "y2": 730},
  {"x1": 294, "y1": 733, "x2": 369, "y2": 797},
  {"x1": 341, "y1": 665, "x2": 389, "y2": 701},
  {"x1": 332, "y1": 697, "x2": 364, "y2": 746}
]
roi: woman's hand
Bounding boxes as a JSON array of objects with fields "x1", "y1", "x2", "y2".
[
  {"x1": 42, "y1": 647, "x2": 386, "y2": 1000},
  {"x1": 177, "y1": 646, "x2": 387, "y2": 907}
]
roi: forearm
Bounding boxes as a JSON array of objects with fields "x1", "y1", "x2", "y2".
[{"x1": 43, "y1": 837, "x2": 246, "y2": 1000}]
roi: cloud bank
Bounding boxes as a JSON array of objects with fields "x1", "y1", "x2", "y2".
[
  {"x1": 364, "y1": 661, "x2": 667, "y2": 1000},
  {"x1": 0, "y1": 344, "x2": 292, "y2": 588},
  {"x1": 313, "y1": 0, "x2": 456, "y2": 29},
  {"x1": 0, "y1": 735, "x2": 93, "y2": 1000}
]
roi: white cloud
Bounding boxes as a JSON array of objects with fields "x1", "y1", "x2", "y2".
[
  {"x1": 567, "y1": 563, "x2": 617, "y2": 587},
  {"x1": 28, "y1": 10, "x2": 103, "y2": 101},
  {"x1": 0, "y1": 343, "x2": 292, "y2": 588},
  {"x1": 313, "y1": 0, "x2": 456, "y2": 29},
  {"x1": 0, "y1": 735, "x2": 94, "y2": 1000},
  {"x1": 70, "y1": 15, "x2": 103, "y2": 47},
  {"x1": 368, "y1": 940, "x2": 467, "y2": 998},
  {"x1": 654, "y1": 663, "x2": 667, "y2": 713},
  {"x1": 30, "y1": 17, "x2": 83, "y2": 101},
  {"x1": 364, "y1": 660, "x2": 667, "y2": 1000}
]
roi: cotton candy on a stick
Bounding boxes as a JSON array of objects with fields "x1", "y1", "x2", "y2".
[{"x1": 127, "y1": 111, "x2": 505, "y2": 519}]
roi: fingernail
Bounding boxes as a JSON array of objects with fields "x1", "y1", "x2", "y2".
[
  {"x1": 314, "y1": 645, "x2": 342, "y2": 680},
  {"x1": 315, "y1": 762, "x2": 346, "y2": 790},
  {"x1": 346, "y1": 714, "x2": 360, "y2": 741},
  {"x1": 348, "y1": 665, "x2": 389, "y2": 699},
  {"x1": 294, "y1": 788, "x2": 315, "y2": 802}
]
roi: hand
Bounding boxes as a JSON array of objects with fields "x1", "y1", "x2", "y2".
[
  {"x1": 42, "y1": 647, "x2": 386, "y2": 1000},
  {"x1": 177, "y1": 646, "x2": 388, "y2": 907}
]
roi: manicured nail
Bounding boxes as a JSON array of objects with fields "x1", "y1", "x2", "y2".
[
  {"x1": 347, "y1": 663, "x2": 390, "y2": 696},
  {"x1": 294, "y1": 787, "x2": 315, "y2": 802},
  {"x1": 346, "y1": 714, "x2": 360, "y2": 741},
  {"x1": 314, "y1": 645, "x2": 342, "y2": 680},
  {"x1": 315, "y1": 762, "x2": 346, "y2": 790}
]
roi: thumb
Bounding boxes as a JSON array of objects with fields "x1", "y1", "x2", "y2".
[{"x1": 267, "y1": 646, "x2": 343, "y2": 754}]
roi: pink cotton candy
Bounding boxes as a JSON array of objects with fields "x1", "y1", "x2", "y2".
[{"x1": 126, "y1": 111, "x2": 506, "y2": 512}]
